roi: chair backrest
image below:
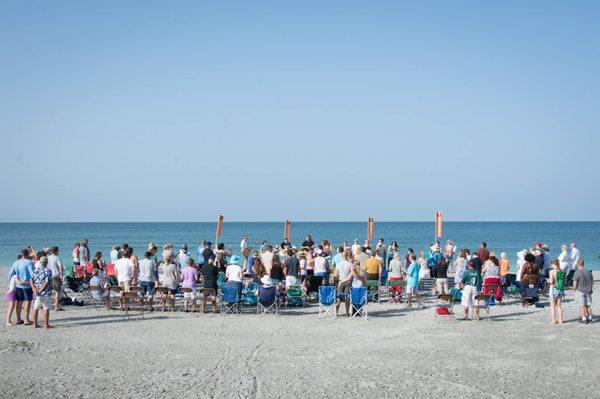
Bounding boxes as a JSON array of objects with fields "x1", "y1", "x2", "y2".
[
  {"x1": 155, "y1": 287, "x2": 170, "y2": 294},
  {"x1": 200, "y1": 288, "x2": 216, "y2": 297},
  {"x1": 75, "y1": 265, "x2": 85, "y2": 279},
  {"x1": 108, "y1": 286, "x2": 122, "y2": 292},
  {"x1": 475, "y1": 293, "x2": 491, "y2": 301},
  {"x1": 221, "y1": 283, "x2": 240, "y2": 302},
  {"x1": 318, "y1": 286, "x2": 336, "y2": 305},
  {"x1": 351, "y1": 287, "x2": 367, "y2": 306},
  {"x1": 123, "y1": 292, "x2": 139, "y2": 299},
  {"x1": 388, "y1": 280, "x2": 406, "y2": 288},
  {"x1": 419, "y1": 278, "x2": 436, "y2": 293},
  {"x1": 104, "y1": 263, "x2": 115, "y2": 276},
  {"x1": 85, "y1": 262, "x2": 94, "y2": 274},
  {"x1": 287, "y1": 285, "x2": 303, "y2": 297},
  {"x1": 180, "y1": 287, "x2": 194, "y2": 293},
  {"x1": 130, "y1": 286, "x2": 143, "y2": 293},
  {"x1": 258, "y1": 285, "x2": 277, "y2": 305}
]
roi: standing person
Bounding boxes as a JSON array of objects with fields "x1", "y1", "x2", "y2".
[
  {"x1": 388, "y1": 253, "x2": 403, "y2": 279},
  {"x1": 30, "y1": 256, "x2": 53, "y2": 329},
  {"x1": 405, "y1": 254, "x2": 422, "y2": 308},
  {"x1": 454, "y1": 250, "x2": 468, "y2": 286},
  {"x1": 158, "y1": 255, "x2": 178, "y2": 312},
  {"x1": 418, "y1": 251, "x2": 430, "y2": 278},
  {"x1": 355, "y1": 247, "x2": 369, "y2": 273},
  {"x1": 461, "y1": 261, "x2": 482, "y2": 320},
  {"x1": 298, "y1": 252, "x2": 308, "y2": 282},
  {"x1": 200, "y1": 256, "x2": 219, "y2": 313},
  {"x1": 351, "y1": 239, "x2": 360, "y2": 256},
  {"x1": 240, "y1": 235, "x2": 249, "y2": 254},
  {"x1": 269, "y1": 256, "x2": 285, "y2": 286},
  {"x1": 470, "y1": 252, "x2": 482, "y2": 275},
  {"x1": 180, "y1": 258, "x2": 199, "y2": 312},
  {"x1": 569, "y1": 243, "x2": 580, "y2": 270},
  {"x1": 225, "y1": 255, "x2": 243, "y2": 293},
  {"x1": 92, "y1": 251, "x2": 105, "y2": 275},
  {"x1": 301, "y1": 235, "x2": 315, "y2": 250},
  {"x1": 162, "y1": 243, "x2": 173, "y2": 261},
  {"x1": 572, "y1": 259, "x2": 593, "y2": 324},
  {"x1": 72, "y1": 242, "x2": 81, "y2": 272},
  {"x1": 313, "y1": 251, "x2": 329, "y2": 282},
  {"x1": 404, "y1": 248, "x2": 415, "y2": 270},
  {"x1": 499, "y1": 252, "x2": 510, "y2": 276},
  {"x1": 7, "y1": 249, "x2": 35, "y2": 325},
  {"x1": 516, "y1": 249, "x2": 527, "y2": 282},
  {"x1": 202, "y1": 242, "x2": 214, "y2": 266},
  {"x1": 444, "y1": 240, "x2": 456, "y2": 265},
  {"x1": 110, "y1": 246, "x2": 119, "y2": 264},
  {"x1": 280, "y1": 237, "x2": 291, "y2": 249},
  {"x1": 177, "y1": 244, "x2": 190, "y2": 272},
  {"x1": 138, "y1": 251, "x2": 157, "y2": 311},
  {"x1": 330, "y1": 247, "x2": 344, "y2": 270},
  {"x1": 79, "y1": 239, "x2": 90, "y2": 267},
  {"x1": 260, "y1": 246, "x2": 275, "y2": 275},
  {"x1": 46, "y1": 246, "x2": 64, "y2": 311},
  {"x1": 334, "y1": 250, "x2": 353, "y2": 317},
  {"x1": 131, "y1": 248, "x2": 140, "y2": 285},
  {"x1": 433, "y1": 257, "x2": 449, "y2": 294},
  {"x1": 477, "y1": 242, "x2": 489, "y2": 264},
  {"x1": 557, "y1": 244, "x2": 572, "y2": 278},
  {"x1": 283, "y1": 250, "x2": 300, "y2": 287},
  {"x1": 114, "y1": 248, "x2": 133, "y2": 310},
  {"x1": 6, "y1": 272, "x2": 18, "y2": 326},
  {"x1": 197, "y1": 240, "x2": 207, "y2": 266},
  {"x1": 548, "y1": 259, "x2": 565, "y2": 324},
  {"x1": 387, "y1": 241, "x2": 400, "y2": 266},
  {"x1": 364, "y1": 251, "x2": 382, "y2": 281}
]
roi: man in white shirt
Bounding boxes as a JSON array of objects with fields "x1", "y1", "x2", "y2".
[
  {"x1": 115, "y1": 248, "x2": 133, "y2": 291},
  {"x1": 334, "y1": 251, "x2": 353, "y2": 317},
  {"x1": 570, "y1": 243, "x2": 581, "y2": 270},
  {"x1": 177, "y1": 244, "x2": 190, "y2": 271},
  {"x1": 351, "y1": 239, "x2": 360, "y2": 256},
  {"x1": 46, "y1": 246, "x2": 64, "y2": 311}
]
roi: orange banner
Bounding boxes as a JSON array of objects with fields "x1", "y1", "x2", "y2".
[
  {"x1": 435, "y1": 211, "x2": 443, "y2": 237},
  {"x1": 284, "y1": 220, "x2": 291, "y2": 241},
  {"x1": 216, "y1": 214, "x2": 224, "y2": 238},
  {"x1": 367, "y1": 217, "x2": 374, "y2": 241}
]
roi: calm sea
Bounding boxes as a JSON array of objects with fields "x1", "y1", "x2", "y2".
[{"x1": 0, "y1": 222, "x2": 598, "y2": 271}]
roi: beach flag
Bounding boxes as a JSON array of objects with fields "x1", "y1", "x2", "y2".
[
  {"x1": 284, "y1": 220, "x2": 291, "y2": 241},
  {"x1": 367, "y1": 217, "x2": 374, "y2": 241},
  {"x1": 435, "y1": 211, "x2": 443, "y2": 238},
  {"x1": 216, "y1": 214, "x2": 224, "y2": 238}
]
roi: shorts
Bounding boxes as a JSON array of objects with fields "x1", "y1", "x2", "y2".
[
  {"x1": 575, "y1": 291, "x2": 592, "y2": 306},
  {"x1": 183, "y1": 291, "x2": 196, "y2": 300},
  {"x1": 119, "y1": 280, "x2": 131, "y2": 292},
  {"x1": 52, "y1": 277, "x2": 62, "y2": 292},
  {"x1": 15, "y1": 287, "x2": 33, "y2": 301},
  {"x1": 549, "y1": 286, "x2": 564, "y2": 298},
  {"x1": 338, "y1": 281, "x2": 351, "y2": 299},
  {"x1": 461, "y1": 285, "x2": 477, "y2": 308},
  {"x1": 139, "y1": 281, "x2": 155, "y2": 298},
  {"x1": 33, "y1": 295, "x2": 52, "y2": 310},
  {"x1": 406, "y1": 284, "x2": 418, "y2": 295}
]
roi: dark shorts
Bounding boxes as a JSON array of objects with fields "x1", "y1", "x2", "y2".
[
  {"x1": 52, "y1": 277, "x2": 62, "y2": 291},
  {"x1": 140, "y1": 281, "x2": 156, "y2": 297},
  {"x1": 15, "y1": 287, "x2": 33, "y2": 301},
  {"x1": 338, "y1": 281, "x2": 351, "y2": 299}
]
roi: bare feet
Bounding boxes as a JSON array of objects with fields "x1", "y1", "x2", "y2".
[
  {"x1": 44, "y1": 325, "x2": 54, "y2": 329},
  {"x1": 5, "y1": 322, "x2": 14, "y2": 327},
  {"x1": 33, "y1": 324, "x2": 40, "y2": 328}
]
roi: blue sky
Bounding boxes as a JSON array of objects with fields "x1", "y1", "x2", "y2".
[{"x1": 1, "y1": 1, "x2": 599, "y2": 222}]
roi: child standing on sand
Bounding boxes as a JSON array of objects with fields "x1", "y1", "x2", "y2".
[
  {"x1": 461, "y1": 261, "x2": 482, "y2": 320},
  {"x1": 5, "y1": 274, "x2": 18, "y2": 326}
]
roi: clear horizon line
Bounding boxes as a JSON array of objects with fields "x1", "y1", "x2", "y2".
[{"x1": 1, "y1": 220, "x2": 599, "y2": 224}]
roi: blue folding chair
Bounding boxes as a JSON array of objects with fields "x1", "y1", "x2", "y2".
[
  {"x1": 220, "y1": 283, "x2": 242, "y2": 315},
  {"x1": 257, "y1": 285, "x2": 279, "y2": 315},
  {"x1": 318, "y1": 285, "x2": 337, "y2": 318},
  {"x1": 242, "y1": 282, "x2": 258, "y2": 306},
  {"x1": 350, "y1": 287, "x2": 368, "y2": 319}
]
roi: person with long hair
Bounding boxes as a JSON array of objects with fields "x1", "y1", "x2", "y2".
[
  {"x1": 158, "y1": 254, "x2": 178, "y2": 311},
  {"x1": 548, "y1": 259, "x2": 564, "y2": 324},
  {"x1": 252, "y1": 256, "x2": 266, "y2": 283}
]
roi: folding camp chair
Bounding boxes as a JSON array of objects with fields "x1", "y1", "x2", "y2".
[
  {"x1": 104, "y1": 263, "x2": 116, "y2": 278},
  {"x1": 435, "y1": 294, "x2": 455, "y2": 321},
  {"x1": 87, "y1": 285, "x2": 107, "y2": 310},
  {"x1": 474, "y1": 293, "x2": 493, "y2": 319},
  {"x1": 107, "y1": 286, "x2": 123, "y2": 309},
  {"x1": 318, "y1": 286, "x2": 336, "y2": 318},
  {"x1": 122, "y1": 291, "x2": 145, "y2": 320},
  {"x1": 257, "y1": 285, "x2": 279, "y2": 315},
  {"x1": 366, "y1": 279, "x2": 380, "y2": 303},
  {"x1": 242, "y1": 283, "x2": 258, "y2": 306},
  {"x1": 418, "y1": 278, "x2": 436, "y2": 298},
  {"x1": 179, "y1": 287, "x2": 197, "y2": 312},
  {"x1": 220, "y1": 283, "x2": 242, "y2": 315},
  {"x1": 350, "y1": 287, "x2": 368, "y2": 319},
  {"x1": 286, "y1": 285, "x2": 305, "y2": 307},
  {"x1": 483, "y1": 283, "x2": 502, "y2": 305},
  {"x1": 388, "y1": 280, "x2": 406, "y2": 303}
]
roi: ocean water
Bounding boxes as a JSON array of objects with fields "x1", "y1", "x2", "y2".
[{"x1": 0, "y1": 222, "x2": 598, "y2": 271}]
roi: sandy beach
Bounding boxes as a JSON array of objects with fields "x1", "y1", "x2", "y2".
[{"x1": 1, "y1": 265, "x2": 599, "y2": 399}]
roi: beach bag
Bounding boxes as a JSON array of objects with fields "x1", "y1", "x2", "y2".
[
  {"x1": 436, "y1": 307, "x2": 450, "y2": 315},
  {"x1": 555, "y1": 271, "x2": 565, "y2": 291}
]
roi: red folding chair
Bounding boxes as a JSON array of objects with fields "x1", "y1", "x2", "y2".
[
  {"x1": 75, "y1": 265, "x2": 85, "y2": 279},
  {"x1": 105, "y1": 263, "x2": 115, "y2": 277}
]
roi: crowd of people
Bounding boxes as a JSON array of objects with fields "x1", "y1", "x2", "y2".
[{"x1": 5, "y1": 235, "x2": 594, "y2": 327}]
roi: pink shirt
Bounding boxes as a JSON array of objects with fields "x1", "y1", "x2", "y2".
[{"x1": 181, "y1": 266, "x2": 198, "y2": 289}]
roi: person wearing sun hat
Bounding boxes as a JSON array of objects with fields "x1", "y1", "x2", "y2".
[{"x1": 225, "y1": 255, "x2": 244, "y2": 293}]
